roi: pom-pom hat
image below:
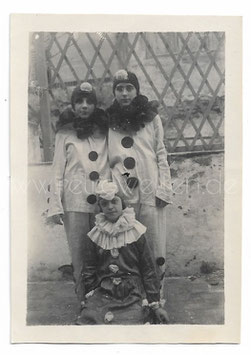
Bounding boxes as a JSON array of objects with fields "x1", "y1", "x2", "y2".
[
  {"x1": 96, "y1": 180, "x2": 119, "y2": 201},
  {"x1": 113, "y1": 69, "x2": 140, "y2": 95},
  {"x1": 71, "y1": 82, "x2": 97, "y2": 108}
]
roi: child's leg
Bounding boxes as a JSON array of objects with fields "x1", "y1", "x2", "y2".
[{"x1": 63, "y1": 211, "x2": 91, "y2": 298}]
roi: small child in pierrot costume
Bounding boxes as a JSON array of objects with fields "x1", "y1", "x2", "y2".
[{"x1": 76, "y1": 180, "x2": 169, "y2": 325}]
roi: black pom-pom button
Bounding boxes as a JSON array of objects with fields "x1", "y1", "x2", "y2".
[
  {"x1": 156, "y1": 257, "x2": 165, "y2": 266},
  {"x1": 121, "y1": 136, "x2": 134, "y2": 148},
  {"x1": 89, "y1": 171, "x2": 100, "y2": 181},
  {"x1": 88, "y1": 151, "x2": 98, "y2": 161},
  {"x1": 87, "y1": 194, "x2": 97, "y2": 204},
  {"x1": 123, "y1": 157, "x2": 135, "y2": 169},
  {"x1": 126, "y1": 177, "x2": 139, "y2": 189}
]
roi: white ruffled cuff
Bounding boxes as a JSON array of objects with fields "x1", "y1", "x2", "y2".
[{"x1": 142, "y1": 298, "x2": 166, "y2": 309}]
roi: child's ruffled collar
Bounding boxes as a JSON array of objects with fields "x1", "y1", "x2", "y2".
[{"x1": 87, "y1": 207, "x2": 146, "y2": 250}]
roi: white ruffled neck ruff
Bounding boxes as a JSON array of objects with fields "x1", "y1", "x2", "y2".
[{"x1": 87, "y1": 207, "x2": 147, "y2": 250}]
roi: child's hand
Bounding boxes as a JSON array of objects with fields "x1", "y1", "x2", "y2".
[
  {"x1": 154, "y1": 308, "x2": 170, "y2": 324},
  {"x1": 156, "y1": 197, "x2": 169, "y2": 208}
]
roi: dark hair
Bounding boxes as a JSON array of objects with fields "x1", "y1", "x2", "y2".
[
  {"x1": 113, "y1": 70, "x2": 140, "y2": 95},
  {"x1": 98, "y1": 195, "x2": 126, "y2": 210},
  {"x1": 71, "y1": 84, "x2": 97, "y2": 109}
]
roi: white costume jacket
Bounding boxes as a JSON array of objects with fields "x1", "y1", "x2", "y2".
[
  {"x1": 47, "y1": 128, "x2": 110, "y2": 216},
  {"x1": 108, "y1": 115, "x2": 172, "y2": 206}
]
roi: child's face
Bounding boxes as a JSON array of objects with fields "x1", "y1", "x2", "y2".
[
  {"x1": 99, "y1": 196, "x2": 123, "y2": 222},
  {"x1": 114, "y1": 83, "x2": 137, "y2": 107},
  {"x1": 73, "y1": 97, "x2": 95, "y2": 119}
]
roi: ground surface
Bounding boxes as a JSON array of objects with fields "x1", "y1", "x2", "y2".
[{"x1": 27, "y1": 275, "x2": 224, "y2": 326}]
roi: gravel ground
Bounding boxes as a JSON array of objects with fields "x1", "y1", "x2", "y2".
[{"x1": 27, "y1": 276, "x2": 224, "y2": 326}]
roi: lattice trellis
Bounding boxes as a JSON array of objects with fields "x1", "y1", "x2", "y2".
[{"x1": 29, "y1": 31, "x2": 225, "y2": 162}]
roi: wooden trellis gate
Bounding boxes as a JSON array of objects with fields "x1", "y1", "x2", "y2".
[{"x1": 28, "y1": 31, "x2": 225, "y2": 162}]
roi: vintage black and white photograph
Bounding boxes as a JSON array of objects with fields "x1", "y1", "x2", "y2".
[{"x1": 10, "y1": 14, "x2": 241, "y2": 343}]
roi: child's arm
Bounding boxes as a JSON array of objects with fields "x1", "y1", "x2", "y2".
[
  {"x1": 153, "y1": 115, "x2": 173, "y2": 206},
  {"x1": 137, "y1": 235, "x2": 160, "y2": 303},
  {"x1": 76, "y1": 236, "x2": 99, "y2": 303},
  {"x1": 47, "y1": 131, "x2": 67, "y2": 220},
  {"x1": 137, "y1": 235, "x2": 169, "y2": 323},
  {"x1": 82, "y1": 237, "x2": 99, "y2": 295}
]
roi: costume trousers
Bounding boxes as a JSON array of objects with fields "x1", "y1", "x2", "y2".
[
  {"x1": 63, "y1": 211, "x2": 94, "y2": 300},
  {"x1": 130, "y1": 203, "x2": 168, "y2": 296},
  {"x1": 130, "y1": 204, "x2": 168, "y2": 259}
]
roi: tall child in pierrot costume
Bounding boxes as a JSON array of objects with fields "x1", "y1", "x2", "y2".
[
  {"x1": 47, "y1": 82, "x2": 110, "y2": 299},
  {"x1": 106, "y1": 70, "x2": 172, "y2": 286}
]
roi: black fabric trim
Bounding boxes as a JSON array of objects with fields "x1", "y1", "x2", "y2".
[
  {"x1": 56, "y1": 107, "x2": 108, "y2": 139},
  {"x1": 107, "y1": 95, "x2": 159, "y2": 134}
]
